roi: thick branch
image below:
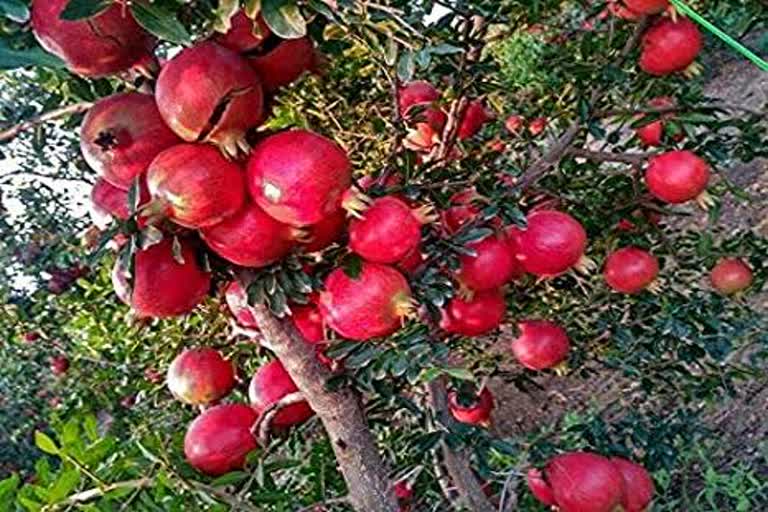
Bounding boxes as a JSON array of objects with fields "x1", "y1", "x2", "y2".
[
  {"x1": 250, "y1": 304, "x2": 399, "y2": 512},
  {"x1": 0, "y1": 102, "x2": 93, "y2": 143},
  {"x1": 251, "y1": 391, "x2": 306, "y2": 446}
]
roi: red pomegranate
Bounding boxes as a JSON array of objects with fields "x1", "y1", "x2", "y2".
[
  {"x1": 90, "y1": 179, "x2": 131, "y2": 222},
  {"x1": 604, "y1": 247, "x2": 660, "y2": 294},
  {"x1": 201, "y1": 203, "x2": 300, "y2": 267},
  {"x1": 166, "y1": 348, "x2": 236, "y2": 406},
  {"x1": 457, "y1": 233, "x2": 523, "y2": 292},
  {"x1": 514, "y1": 210, "x2": 588, "y2": 277},
  {"x1": 394, "y1": 480, "x2": 414, "y2": 512},
  {"x1": 635, "y1": 96, "x2": 677, "y2": 147},
  {"x1": 511, "y1": 320, "x2": 570, "y2": 370},
  {"x1": 113, "y1": 237, "x2": 210, "y2": 318},
  {"x1": 505, "y1": 114, "x2": 525, "y2": 134},
  {"x1": 440, "y1": 288, "x2": 506, "y2": 337},
  {"x1": 31, "y1": 0, "x2": 153, "y2": 77},
  {"x1": 249, "y1": 36, "x2": 315, "y2": 92},
  {"x1": 225, "y1": 281, "x2": 258, "y2": 328},
  {"x1": 611, "y1": 457, "x2": 655, "y2": 512},
  {"x1": 710, "y1": 258, "x2": 753, "y2": 295},
  {"x1": 397, "y1": 244, "x2": 424, "y2": 275},
  {"x1": 457, "y1": 100, "x2": 492, "y2": 140},
  {"x1": 146, "y1": 144, "x2": 245, "y2": 228},
  {"x1": 50, "y1": 356, "x2": 69, "y2": 376},
  {"x1": 292, "y1": 304, "x2": 324, "y2": 343},
  {"x1": 249, "y1": 359, "x2": 314, "y2": 428},
  {"x1": 608, "y1": 0, "x2": 642, "y2": 21},
  {"x1": 302, "y1": 208, "x2": 347, "y2": 252},
  {"x1": 80, "y1": 93, "x2": 180, "y2": 190},
  {"x1": 399, "y1": 81, "x2": 440, "y2": 115},
  {"x1": 247, "y1": 130, "x2": 351, "y2": 226},
  {"x1": 319, "y1": 263, "x2": 413, "y2": 341},
  {"x1": 403, "y1": 122, "x2": 441, "y2": 152},
  {"x1": 156, "y1": 42, "x2": 264, "y2": 155},
  {"x1": 23, "y1": 332, "x2": 40, "y2": 344},
  {"x1": 624, "y1": 0, "x2": 668, "y2": 14},
  {"x1": 448, "y1": 387, "x2": 494, "y2": 427},
  {"x1": 645, "y1": 150, "x2": 709, "y2": 204},
  {"x1": 441, "y1": 190, "x2": 482, "y2": 235},
  {"x1": 184, "y1": 403, "x2": 258, "y2": 475},
  {"x1": 527, "y1": 469, "x2": 556, "y2": 506},
  {"x1": 528, "y1": 117, "x2": 548, "y2": 137},
  {"x1": 639, "y1": 17, "x2": 703, "y2": 76},
  {"x1": 214, "y1": 11, "x2": 270, "y2": 52}
]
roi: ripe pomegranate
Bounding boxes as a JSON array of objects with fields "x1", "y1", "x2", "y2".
[
  {"x1": 23, "y1": 332, "x2": 40, "y2": 344},
  {"x1": 31, "y1": 0, "x2": 153, "y2": 77},
  {"x1": 457, "y1": 233, "x2": 524, "y2": 292},
  {"x1": 527, "y1": 469, "x2": 556, "y2": 506},
  {"x1": 639, "y1": 17, "x2": 703, "y2": 76},
  {"x1": 528, "y1": 117, "x2": 548, "y2": 137},
  {"x1": 292, "y1": 304, "x2": 324, "y2": 344},
  {"x1": 514, "y1": 210, "x2": 588, "y2": 277},
  {"x1": 80, "y1": 93, "x2": 180, "y2": 190},
  {"x1": 90, "y1": 178, "x2": 150, "y2": 225},
  {"x1": 645, "y1": 150, "x2": 710, "y2": 204},
  {"x1": 399, "y1": 81, "x2": 440, "y2": 115},
  {"x1": 624, "y1": 0, "x2": 668, "y2": 14},
  {"x1": 441, "y1": 190, "x2": 481, "y2": 235},
  {"x1": 505, "y1": 114, "x2": 525, "y2": 134},
  {"x1": 146, "y1": 144, "x2": 245, "y2": 228},
  {"x1": 247, "y1": 130, "x2": 351, "y2": 226},
  {"x1": 50, "y1": 356, "x2": 69, "y2": 376},
  {"x1": 394, "y1": 481, "x2": 414, "y2": 512},
  {"x1": 249, "y1": 359, "x2": 314, "y2": 428},
  {"x1": 608, "y1": 0, "x2": 642, "y2": 21},
  {"x1": 397, "y1": 244, "x2": 424, "y2": 275},
  {"x1": 710, "y1": 258, "x2": 753, "y2": 295},
  {"x1": 249, "y1": 36, "x2": 315, "y2": 92},
  {"x1": 113, "y1": 237, "x2": 210, "y2": 318},
  {"x1": 457, "y1": 100, "x2": 492, "y2": 140},
  {"x1": 184, "y1": 403, "x2": 258, "y2": 475},
  {"x1": 604, "y1": 247, "x2": 660, "y2": 294},
  {"x1": 214, "y1": 11, "x2": 270, "y2": 53},
  {"x1": 440, "y1": 288, "x2": 506, "y2": 336},
  {"x1": 511, "y1": 320, "x2": 570, "y2": 370},
  {"x1": 319, "y1": 263, "x2": 413, "y2": 341},
  {"x1": 635, "y1": 96, "x2": 677, "y2": 147},
  {"x1": 611, "y1": 457, "x2": 655, "y2": 512},
  {"x1": 166, "y1": 348, "x2": 236, "y2": 406},
  {"x1": 225, "y1": 281, "x2": 259, "y2": 328},
  {"x1": 448, "y1": 387, "x2": 494, "y2": 427},
  {"x1": 302, "y1": 208, "x2": 347, "y2": 252},
  {"x1": 156, "y1": 42, "x2": 264, "y2": 155}
]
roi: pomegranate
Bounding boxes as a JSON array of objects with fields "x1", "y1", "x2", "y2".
[
  {"x1": 527, "y1": 468, "x2": 556, "y2": 506},
  {"x1": 528, "y1": 117, "x2": 548, "y2": 137},
  {"x1": 166, "y1": 348, "x2": 236, "y2": 406},
  {"x1": 505, "y1": 114, "x2": 525, "y2": 134},
  {"x1": 156, "y1": 42, "x2": 264, "y2": 155},
  {"x1": 457, "y1": 100, "x2": 492, "y2": 140},
  {"x1": 249, "y1": 36, "x2": 315, "y2": 92},
  {"x1": 80, "y1": 93, "x2": 180, "y2": 190},
  {"x1": 639, "y1": 17, "x2": 703, "y2": 76},
  {"x1": 611, "y1": 457, "x2": 655, "y2": 512},
  {"x1": 302, "y1": 208, "x2": 347, "y2": 252},
  {"x1": 394, "y1": 480, "x2": 414, "y2": 512},
  {"x1": 292, "y1": 304, "x2": 335, "y2": 367},
  {"x1": 23, "y1": 332, "x2": 40, "y2": 344},
  {"x1": 511, "y1": 320, "x2": 570, "y2": 370},
  {"x1": 448, "y1": 387, "x2": 494, "y2": 427},
  {"x1": 247, "y1": 130, "x2": 351, "y2": 226},
  {"x1": 113, "y1": 237, "x2": 210, "y2": 318},
  {"x1": 635, "y1": 96, "x2": 677, "y2": 147},
  {"x1": 440, "y1": 288, "x2": 506, "y2": 336},
  {"x1": 710, "y1": 258, "x2": 753, "y2": 295},
  {"x1": 50, "y1": 356, "x2": 69, "y2": 376},
  {"x1": 403, "y1": 122, "x2": 441, "y2": 152},
  {"x1": 398, "y1": 81, "x2": 446, "y2": 131},
  {"x1": 617, "y1": 210, "x2": 662, "y2": 232},
  {"x1": 399, "y1": 81, "x2": 440, "y2": 115},
  {"x1": 457, "y1": 233, "x2": 523, "y2": 292},
  {"x1": 249, "y1": 359, "x2": 314, "y2": 428},
  {"x1": 184, "y1": 403, "x2": 258, "y2": 475},
  {"x1": 397, "y1": 244, "x2": 424, "y2": 275},
  {"x1": 645, "y1": 150, "x2": 710, "y2": 204},
  {"x1": 31, "y1": 0, "x2": 153, "y2": 77},
  {"x1": 214, "y1": 11, "x2": 270, "y2": 53},
  {"x1": 624, "y1": 0, "x2": 668, "y2": 14},
  {"x1": 225, "y1": 281, "x2": 259, "y2": 328},
  {"x1": 146, "y1": 144, "x2": 245, "y2": 228},
  {"x1": 514, "y1": 210, "x2": 588, "y2": 277},
  {"x1": 441, "y1": 190, "x2": 481, "y2": 235},
  {"x1": 90, "y1": 178, "x2": 149, "y2": 225},
  {"x1": 319, "y1": 263, "x2": 413, "y2": 341},
  {"x1": 604, "y1": 247, "x2": 660, "y2": 294},
  {"x1": 608, "y1": 0, "x2": 642, "y2": 21}
]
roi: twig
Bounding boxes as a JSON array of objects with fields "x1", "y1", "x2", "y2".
[
  {"x1": 43, "y1": 478, "x2": 152, "y2": 511},
  {"x1": 251, "y1": 391, "x2": 306, "y2": 446},
  {"x1": 567, "y1": 148, "x2": 656, "y2": 165},
  {"x1": 0, "y1": 102, "x2": 93, "y2": 143}
]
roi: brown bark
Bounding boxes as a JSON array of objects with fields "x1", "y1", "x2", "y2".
[{"x1": 251, "y1": 304, "x2": 399, "y2": 512}]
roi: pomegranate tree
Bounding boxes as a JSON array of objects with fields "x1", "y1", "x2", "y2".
[
  {"x1": 166, "y1": 348, "x2": 235, "y2": 406},
  {"x1": 184, "y1": 403, "x2": 258, "y2": 475},
  {"x1": 710, "y1": 258, "x2": 753, "y2": 295},
  {"x1": 510, "y1": 320, "x2": 570, "y2": 370},
  {"x1": 249, "y1": 359, "x2": 314, "y2": 428}
]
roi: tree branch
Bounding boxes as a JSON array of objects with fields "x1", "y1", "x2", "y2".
[
  {"x1": 251, "y1": 391, "x2": 306, "y2": 446},
  {"x1": 44, "y1": 478, "x2": 152, "y2": 511},
  {"x1": 0, "y1": 102, "x2": 93, "y2": 144},
  {"x1": 567, "y1": 148, "x2": 656, "y2": 165}
]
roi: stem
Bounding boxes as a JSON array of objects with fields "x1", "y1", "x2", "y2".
[
  {"x1": 43, "y1": 478, "x2": 152, "y2": 511},
  {"x1": 0, "y1": 102, "x2": 93, "y2": 143},
  {"x1": 251, "y1": 391, "x2": 306, "y2": 446}
]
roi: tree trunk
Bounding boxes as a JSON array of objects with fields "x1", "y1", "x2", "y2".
[{"x1": 251, "y1": 304, "x2": 399, "y2": 512}]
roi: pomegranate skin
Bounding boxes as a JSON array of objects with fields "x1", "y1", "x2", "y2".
[
  {"x1": 31, "y1": 0, "x2": 153, "y2": 77},
  {"x1": 292, "y1": 305, "x2": 324, "y2": 343},
  {"x1": 624, "y1": 0, "x2": 668, "y2": 14},
  {"x1": 249, "y1": 37, "x2": 314, "y2": 91},
  {"x1": 604, "y1": 247, "x2": 659, "y2": 294},
  {"x1": 399, "y1": 81, "x2": 441, "y2": 116},
  {"x1": 448, "y1": 387, "x2": 494, "y2": 427},
  {"x1": 214, "y1": 11, "x2": 270, "y2": 52},
  {"x1": 511, "y1": 320, "x2": 570, "y2": 370},
  {"x1": 546, "y1": 452, "x2": 626, "y2": 512},
  {"x1": 81, "y1": 93, "x2": 181, "y2": 190},
  {"x1": 636, "y1": 120, "x2": 663, "y2": 147},
  {"x1": 457, "y1": 100, "x2": 492, "y2": 140},
  {"x1": 515, "y1": 210, "x2": 588, "y2": 277},
  {"x1": 319, "y1": 263, "x2": 412, "y2": 341},
  {"x1": 611, "y1": 457, "x2": 655, "y2": 512},
  {"x1": 349, "y1": 196, "x2": 423, "y2": 264},
  {"x1": 639, "y1": 17, "x2": 702, "y2": 76},
  {"x1": 247, "y1": 130, "x2": 352, "y2": 227},
  {"x1": 156, "y1": 42, "x2": 264, "y2": 150},
  {"x1": 302, "y1": 208, "x2": 347, "y2": 252},
  {"x1": 225, "y1": 281, "x2": 258, "y2": 328},
  {"x1": 201, "y1": 203, "x2": 297, "y2": 267},
  {"x1": 114, "y1": 238, "x2": 210, "y2": 318},
  {"x1": 184, "y1": 404, "x2": 258, "y2": 476},
  {"x1": 505, "y1": 115, "x2": 525, "y2": 134},
  {"x1": 147, "y1": 144, "x2": 245, "y2": 229},
  {"x1": 50, "y1": 356, "x2": 70, "y2": 376},
  {"x1": 249, "y1": 359, "x2": 314, "y2": 428},
  {"x1": 645, "y1": 150, "x2": 709, "y2": 204},
  {"x1": 397, "y1": 244, "x2": 424, "y2": 275},
  {"x1": 167, "y1": 348, "x2": 236, "y2": 405},
  {"x1": 440, "y1": 288, "x2": 506, "y2": 337},
  {"x1": 457, "y1": 233, "x2": 523, "y2": 291},
  {"x1": 90, "y1": 178, "x2": 137, "y2": 222},
  {"x1": 527, "y1": 468, "x2": 556, "y2": 506},
  {"x1": 710, "y1": 258, "x2": 753, "y2": 295},
  {"x1": 528, "y1": 117, "x2": 548, "y2": 137}
]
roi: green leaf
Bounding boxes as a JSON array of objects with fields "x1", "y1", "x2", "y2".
[
  {"x1": 0, "y1": 474, "x2": 20, "y2": 501},
  {"x1": 443, "y1": 367, "x2": 474, "y2": 381},
  {"x1": 0, "y1": 42, "x2": 65, "y2": 70},
  {"x1": 130, "y1": 2, "x2": 191, "y2": 45},
  {"x1": 397, "y1": 51, "x2": 414, "y2": 81},
  {"x1": 0, "y1": 0, "x2": 29, "y2": 22},
  {"x1": 262, "y1": 0, "x2": 306, "y2": 39},
  {"x1": 210, "y1": 471, "x2": 249, "y2": 486},
  {"x1": 46, "y1": 469, "x2": 80, "y2": 504},
  {"x1": 341, "y1": 254, "x2": 362, "y2": 279},
  {"x1": 60, "y1": 0, "x2": 112, "y2": 20},
  {"x1": 35, "y1": 431, "x2": 59, "y2": 455},
  {"x1": 428, "y1": 43, "x2": 463, "y2": 55}
]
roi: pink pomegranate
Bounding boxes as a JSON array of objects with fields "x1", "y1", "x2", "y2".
[
  {"x1": 448, "y1": 387, "x2": 495, "y2": 427},
  {"x1": 214, "y1": 11, "x2": 270, "y2": 52},
  {"x1": 397, "y1": 244, "x2": 424, "y2": 275},
  {"x1": 639, "y1": 17, "x2": 703, "y2": 76},
  {"x1": 511, "y1": 320, "x2": 570, "y2": 370},
  {"x1": 457, "y1": 100, "x2": 492, "y2": 140},
  {"x1": 31, "y1": 0, "x2": 154, "y2": 77},
  {"x1": 247, "y1": 130, "x2": 351, "y2": 226},
  {"x1": 156, "y1": 42, "x2": 264, "y2": 155},
  {"x1": 457, "y1": 233, "x2": 523, "y2": 292},
  {"x1": 90, "y1": 179, "x2": 136, "y2": 222},
  {"x1": 146, "y1": 144, "x2": 245, "y2": 229},
  {"x1": 292, "y1": 304, "x2": 334, "y2": 367},
  {"x1": 249, "y1": 36, "x2": 315, "y2": 92},
  {"x1": 167, "y1": 348, "x2": 236, "y2": 406},
  {"x1": 319, "y1": 263, "x2": 413, "y2": 341},
  {"x1": 394, "y1": 480, "x2": 414, "y2": 512},
  {"x1": 50, "y1": 356, "x2": 70, "y2": 376},
  {"x1": 249, "y1": 359, "x2": 314, "y2": 428},
  {"x1": 505, "y1": 114, "x2": 525, "y2": 134},
  {"x1": 399, "y1": 81, "x2": 440, "y2": 115},
  {"x1": 611, "y1": 457, "x2": 655, "y2": 512},
  {"x1": 645, "y1": 150, "x2": 710, "y2": 204},
  {"x1": 440, "y1": 288, "x2": 506, "y2": 336},
  {"x1": 604, "y1": 247, "x2": 660, "y2": 294},
  {"x1": 225, "y1": 281, "x2": 259, "y2": 328},
  {"x1": 527, "y1": 469, "x2": 556, "y2": 506},
  {"x1": 528, "y1": 117, "x2": 548, "y2": 137},
  {"x1": 184, "y1": 403, "x2": 258, "y2": 475},
  {"x1": 635, "y1": 96, "x2": 677, "y2": 147},
  {"x1": 514, "y1": 210, "x2": 588, "y2": 277},
  {"x1": 302, "y1": 208, "x2": 347, "y2": 252},
  {"x1": 710, "y1": 258, "x2": 753, "y2": 295},
  {"x1": 624, "y1": 0, "x2": 668, "y2": 14}
]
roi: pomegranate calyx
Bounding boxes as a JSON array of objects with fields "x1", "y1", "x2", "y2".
[
  {"x1": 93, "y1": 129, "x2": 132, "y2": 151},
  {"x1": 683, "y1": 61, "x2": 703, "y2": 78},
  {"x1": 573, "y1": 255, "x2": 598, "y2": 274},
  {"x1": 695, "y1": 190, "x2": 715, "y2": 210},
  {"x1": 413, "y1": 204, "x2": 439, "y2": 224},
  {"x1": 341, "y1": 189, "x2": 373, "y2": 218}
]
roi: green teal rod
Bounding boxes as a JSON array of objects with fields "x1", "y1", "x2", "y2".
[{"x1": 669, "y1": 0, "x2": 768, "y2": 72}]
